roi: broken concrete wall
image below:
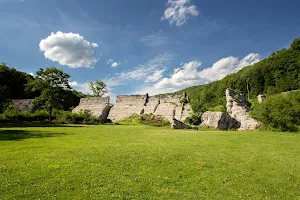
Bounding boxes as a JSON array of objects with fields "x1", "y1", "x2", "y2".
[
  {"x1": 107, "y1": 93, "x2": 192, "y2": 122},
  {"x1": 226, "y1": 89, "x2": 260, "y2": 130},
  {"x1": 72, "y1": 97, "x2": 112, "y2": 120},
  {"x1": 201, "y1": 111, "x2": 239, "y2": 130},
  {"x1": 11, "y1": 99, "x2": 35, "y2": 113},
  {"x1": 108, "y1": 95, "x2": 147, "y2": 122}
]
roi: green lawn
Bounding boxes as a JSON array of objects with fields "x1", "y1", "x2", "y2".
[{"x1": 0, "y1": 124, "x2": 299, "y2": 199}]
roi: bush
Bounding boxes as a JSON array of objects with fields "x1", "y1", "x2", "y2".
[
  {"x1": 184, "y1": 113, "x2": 202, "y2": 126},
  {"x1": 54, "y1": 110, "x2": 103, "y2": 124},
  {"x1": 0, "y1": 107, "x2": 102, "y2": 125},
  {"x1": 250, "y1": 90, "x2": 300, "y2": 132},
  {"x1": 207, "y1": 105, "x2": 227, "y2": 113},
  {"x1": 118, "y1": 113, "x2": 170, "y2": 127}
]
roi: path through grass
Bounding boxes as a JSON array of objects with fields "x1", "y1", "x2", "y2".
[{"x1": 0, "y1": 124, "x2": 299, "y2": 199}]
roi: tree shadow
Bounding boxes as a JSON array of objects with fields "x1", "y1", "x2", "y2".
[
  {"x1": 0, "y1": 129, "x2": 69, "y2": 141},
  {"x1": 0, "y1": 122, "x2": 84, "y2": 128}
]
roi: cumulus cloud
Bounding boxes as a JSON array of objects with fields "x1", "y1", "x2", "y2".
[
  {"x1": 29, "y1": 72, "x2": 34, "y2": 76},
  {"x1": 107, "y1": 59, "x2": 120, "y2": 68},
  {"x1": 39, "y1": 31, "x2": 98, "y2": 68},
  {"x1": 155, "y1": 53, "x2": 261, "y2": 90},
  {"x1": 161, "y1": 0, "x2": 200, "y2": 26}
]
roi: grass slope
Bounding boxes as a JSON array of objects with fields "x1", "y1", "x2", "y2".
[{"x1": 0, "y1": 124, "x2": 300, "y2": 199}]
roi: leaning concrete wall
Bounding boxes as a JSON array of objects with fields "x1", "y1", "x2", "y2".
[
  {"x1": 226, "y1": 89, "x2": 260, "y2": 130},
  {"x1": 107, "y1": 94, "x2": 192, "y2": 122},
  {"x1": 108, "y1": 95, "x2": 147, "y2": 122},
  {"x1": 72, "y1": 97, "x2": 112, "y2": 120},
  {"x1": 11, "y1": 99, "x2": 35, "y2": 113}
]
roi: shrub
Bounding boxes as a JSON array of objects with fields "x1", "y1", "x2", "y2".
[
  {"x1": 250, "y1": 90, "x2": 300, "y2": 132},
  {"x1": 207, "y1": 105, "x2": 227, "y2": 113},
  {"x1": 118, "y1": 113, "x2": 170, "y2": 127},
  {"x1": 184, "y1": 113, "x2": 202, "y2": 126}
]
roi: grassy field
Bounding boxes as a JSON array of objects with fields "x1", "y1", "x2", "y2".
[{"x1": 0, "y1": 124, "x2": 300, "y2": 199}]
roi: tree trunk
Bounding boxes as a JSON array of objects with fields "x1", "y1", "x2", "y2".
[{"x1": 49, "y1": 107, "x2": 52, "y2": 123}]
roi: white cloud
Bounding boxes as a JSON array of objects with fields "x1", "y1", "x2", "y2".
[
  {"x1": 69, "y1": 81, "x2": 78, "y2": 87},
  {"x1": 111, "y1": 62, "x2": 119, "y2": 68},
  {"x1": 91, "y1": 43, "x2": 98, "y2": 48},
  {"x1": 117, "y1": 53, "x2": 173, "y2": 82},
  {"x1": 146, "y1": 69, "x2": 166, "y2": 83},
  {"x1": 155, "y1": 53, "x2": 261, "y2": 90},
  {"x1": 39, "y1": 31, "x2": 98, "y2": 68},
  {"x1": 107, "y1": 59, "x2": 120, "y2": 68},
  {"x1": 29, "y1": 72, "x2": 34, "y2": 76},
  {"x1": 161, "y1": 0, "x2": 200, "y2": 26},
  {"x1": 140, "y1": 30, "x2": 168, "y2": 47}
]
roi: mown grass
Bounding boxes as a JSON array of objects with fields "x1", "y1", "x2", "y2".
[{"x1": 0, "y1": 124, "x2": 299, "y2": 199}]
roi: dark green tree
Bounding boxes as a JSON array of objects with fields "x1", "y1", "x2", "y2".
[
  {"x1": 89, "y1": 80, "x2": 107, "y2": 97},
  {"x1": 27, "y1": 67, "x2": 71, "y2": 121}
]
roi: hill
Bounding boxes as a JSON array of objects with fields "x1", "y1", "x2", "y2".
[{"x1": 176, "y1": 38, "x2": 300, "y2": 113}]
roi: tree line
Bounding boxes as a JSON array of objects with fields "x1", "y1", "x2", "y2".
[{"x1": 0, "y1": 64, "x2": 107, "y2": 121}]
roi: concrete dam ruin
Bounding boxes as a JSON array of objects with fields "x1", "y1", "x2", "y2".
[
  {"x1": 10, "y1": 89, "x2": 263, "y2": 130},
  {"x1": 72, "y1": 93, "x2": 192, "y2": 123}
]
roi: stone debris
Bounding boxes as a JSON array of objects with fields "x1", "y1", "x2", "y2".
[
  {"x1": 72, "y1": 97, "x2": 112, "y2": 120},
  {"x1": 201, "y1": 111, "x2": 239, "y2": 130},
  {"x1": 11, "y1": 99, "x2": 35, "y2": 113},
  {"x1": 170, "y1": 118, "x2": 195, "y2": 130},
  {"x1": 226, "y1": 88, "x2": 260, "y2": 130},
  {"x1": 257, "y1": 94, "x2": 266, "y2": 103}
]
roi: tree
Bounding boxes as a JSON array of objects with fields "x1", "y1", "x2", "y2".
[
  {"x1": 27, "y1": 67, "x2": 71, "y2": 122},
  {"x1": 89, "y1": 80, "x2": 107, "y2": 97}
]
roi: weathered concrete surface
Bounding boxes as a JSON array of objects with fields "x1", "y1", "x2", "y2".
[
  {"x1": 154, "y1": 95, "x2": 181, "y2": 121},
  {"x1": 108, "y1": 94, "x2": 192, "y2": 122},
  {"x1": 108, "y1": 95, "x2": 147, "y2": 122},
  {"x1": 226, "y1": 89, "x2": 260, "y2": 130},
  {"x1": 171, "y1": 118, "x2": 194, "y2": 129},
  {"x1": 143, "y1": 96, "x2": 160, "y2": 114},
  {"x1": 201, "y1": 111, "x2": 239, "y2": 130},
  {"x1": 11, "y1": 99, "x2": 35, "y2": 113},
  {"x1": 72, "y1": 97, "x2": 112, "y2": 120}
]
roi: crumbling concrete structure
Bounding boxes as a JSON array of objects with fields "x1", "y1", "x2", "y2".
[
  {"x1": 107, "y1": 93, "x2": 192, "y2": 122},
  {"x1": 72, "y1": 97, "x2": 112, "y2": 120},
  {"x1": 226, "y1": 89, "x2": 260, "y2": 130},
  {"x1": 11, "y1": 99, "x2": 35, "y2": 113},
  {"x1": 201, "y1": 111, "x2": 239, "y2": 130}
]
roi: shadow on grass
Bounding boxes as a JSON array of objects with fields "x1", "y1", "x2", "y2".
[
  {"x1": 0, "y1": 129, "x2": 68, "y2": 141},
  {"x1": 0, "y1": 122, "x2": 84, "y2": 128}
]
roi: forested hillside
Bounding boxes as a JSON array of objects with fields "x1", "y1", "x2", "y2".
[{"x1": 178, "y1": 38, "x2": 300, "y2": 113}]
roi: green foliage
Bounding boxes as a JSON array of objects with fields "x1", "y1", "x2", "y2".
[
  {"x1": 0, "y1": 108, "x2": 102, "y2": 125},
  {"x1": 184, "y1": 112, "x2": 202, "y2": 125},
  {"x1": 54, "y1": 110, "x2": 103, "y2": 124},
  {"x1": 0, "y1": 64, "x2": 85, "y2": 113},
  {"x1": 27, "y1": 67, "x2": 72, "y2": 121},
  {"x1": 89, "y1": 80, "x2": 108, "y2": 97},
  {"x1": 118, "y1": 113, "x2": 170, "y2": 127},
  {"x1": 250, "y1": 90, "x2": 300, "y2": 132},
  {"x1": 207, "y1": 105, "x2": 227, "y2": 113},
  {"x1": 177, "y1": 38, "x2": 300, "y2": 113},
  {"x1": 0, "y1": 107, "x2": 49, "y2": 123}
]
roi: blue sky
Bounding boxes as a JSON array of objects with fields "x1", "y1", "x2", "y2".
[{"x1": 0, "y1": 0, "x2": 299, "y2": 102}]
